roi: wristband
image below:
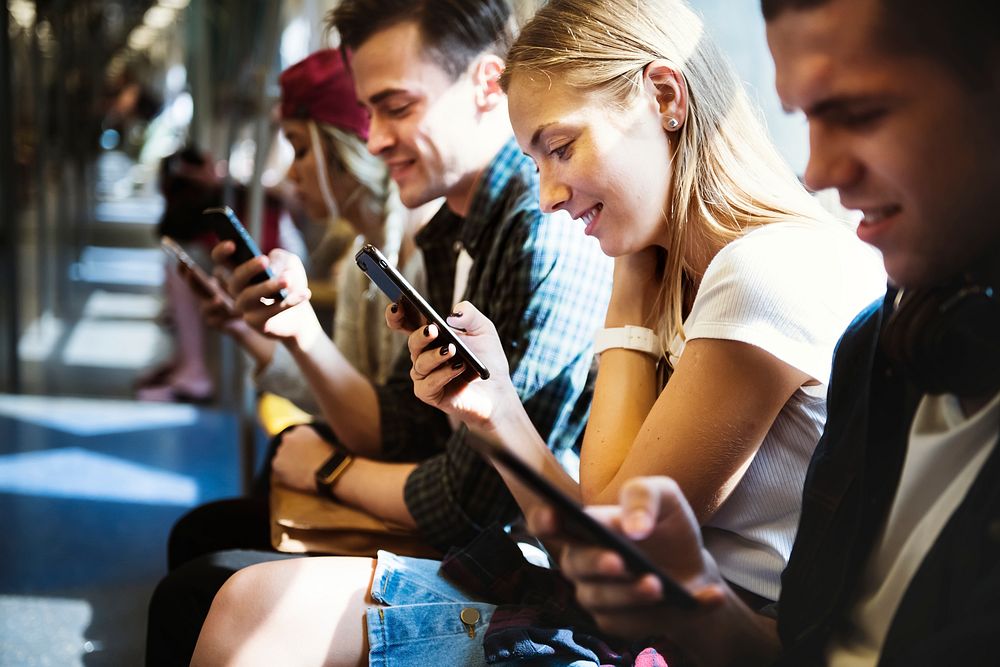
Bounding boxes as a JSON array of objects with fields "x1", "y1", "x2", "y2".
[
  {"x1": 594, "y1": 325, "x2": 659, "y2": 358},
  {"x1": 314, "y1": 449, "x2": 354, "y2": 499}
]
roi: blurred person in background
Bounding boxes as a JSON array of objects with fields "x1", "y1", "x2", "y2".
[
  {"x1": 164, "y1": 49, "x2": 433, "y2": 559},
  {"x1": 136, "y1": 145, "x2": 286, "y2": 403}
]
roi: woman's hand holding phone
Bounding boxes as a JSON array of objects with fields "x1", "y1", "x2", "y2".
[
  {"x1": 211, "y1": 242, "x2": 321, "y2": 346},
  {"x1": 527, "y1": 476, "x2": 730, "y2": 644},
  {"x1": 383, "y1": 295, "x2": 425, "y2": 335},
  {"x1": 387, "y1": 300, "x2": 520, "y2": 435}
]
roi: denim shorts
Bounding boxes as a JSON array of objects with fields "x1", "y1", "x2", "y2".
[{"x1": 366, "y1": 550, "x2": 496, "y2": 667}]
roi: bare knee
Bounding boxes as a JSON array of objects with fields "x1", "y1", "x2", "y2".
[
  {"x1": 191, "y1": 563, "x2": 282, "y2": 666},
  {"x1": 191, "y1": 557, "x2": 376, "y2": 667}
]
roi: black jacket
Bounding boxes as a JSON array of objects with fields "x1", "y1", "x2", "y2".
[{"x1": 777, "y1": 293, "x2": 1000, "y2": 666}]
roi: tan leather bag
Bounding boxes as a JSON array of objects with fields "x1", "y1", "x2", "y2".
[{"x1": 269, "y1": 482, "x2": 441, "y2": 559}]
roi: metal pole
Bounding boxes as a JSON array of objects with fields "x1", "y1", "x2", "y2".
[
  {"x1": 29, "y1": 13, "x2": 51, "y2": 325},
  {"x1": 245, "y1": 0, "x2": 281, "y2": 242},
  {"x1": 237, "y1": 0, "x2": 284, "y2": 493},
  {"x1": 53, "y1": 11, "x2": 75, "y2": 324},
  {"x1": 0, "y1": 1, "x2": 21, "y2": 393},
  {"x1": 187, "y1": 0, "x2": 213, "y2": 152}
]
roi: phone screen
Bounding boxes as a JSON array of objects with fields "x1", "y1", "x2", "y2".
[
  {"x1": 202, "y1": 206, "x2": 287, "y2": 301},
  {"x1": 355, "y1": 244, "x2": 490, "y2": 380},
  {"x1": 466, "y1": 435, "x2": 697, "y2": 610}
]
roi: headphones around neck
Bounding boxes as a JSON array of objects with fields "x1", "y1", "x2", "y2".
[{"x1": 881, "y1": 279, "x2": 1000, "y2": 398}]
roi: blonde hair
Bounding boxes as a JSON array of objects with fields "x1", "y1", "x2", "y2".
[
  {"x1": 316, "y1": 122, "x2": 407, "y2": 263},
  {"x1": 501, "y1": 0, "x2": 834, "y2": 357}
]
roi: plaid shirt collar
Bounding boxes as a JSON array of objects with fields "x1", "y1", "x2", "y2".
[{"x1": 415, "y1": 137, "x2": 529, "y2": 261}]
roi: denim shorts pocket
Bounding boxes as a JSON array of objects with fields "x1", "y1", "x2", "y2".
[{"x1": 367, "y1": 602, "x2": 495, "y2": 667}]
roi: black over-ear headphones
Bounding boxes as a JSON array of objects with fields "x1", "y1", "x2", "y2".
[{"x1": 881, "y1": 279, "x2": 1000, "y2": 398}]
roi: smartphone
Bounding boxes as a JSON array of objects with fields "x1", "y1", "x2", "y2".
[
  {"x1": 202, "y1": 206, "x2": 287, "y2": 301},
  {"x1": 355, "y1": 243, "x2": 490, "y2": 380},
  {"x1": 160, "y1": 236, "x2": 237, "y2": 314},
  {"x1": 466, "y1": 435, "x2": 698, "y2": 610}
]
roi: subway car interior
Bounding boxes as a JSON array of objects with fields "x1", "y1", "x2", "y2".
[{"x1": 0, "y1": 1, "x2": 814, "y2": 664}]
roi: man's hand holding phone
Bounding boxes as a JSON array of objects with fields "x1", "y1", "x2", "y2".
[
  {"x1": 527, "y1": 476, "x2": 744, "y2": 649},
  {"x1": 210, "y1": 243, "x2": 322, "y2": 348},
  {"x1": 387, "y1": 300, "x2": 520, "y2": 435}
]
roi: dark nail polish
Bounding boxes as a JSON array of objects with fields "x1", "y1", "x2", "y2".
[
  {"x1": 449, "y1": 311, "x2": 463, "y2": 318},
  {"x1": 440, "y1": 345, "x2": 450, "y2": 356},
  {"x1": 423, "y1": 325, "x2": 431, "y2": 337},
  {"x1": 390, "y1": 303, "x2": 398, "y2": 313},
  {"x1": 451, "y1": 360, "x2": 464, "y2": 370}
]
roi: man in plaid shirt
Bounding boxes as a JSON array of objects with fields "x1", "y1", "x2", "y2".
[{"x1": 177, "y1": 1, "x2": 609, "y2": 558}]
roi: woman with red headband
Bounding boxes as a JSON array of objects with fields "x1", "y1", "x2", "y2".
[
  {"x1": 195, "y1": 49, "x2": 432, "y2": 407},
  {"x1": 163, "y1": 48, "x2": 433, "y2": 567},
  {"x1": 227, "y1": 48, "x2": 431, "y2": 396}
]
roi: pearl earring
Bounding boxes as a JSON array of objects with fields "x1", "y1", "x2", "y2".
[{"x1": 667, "y1": 118, "x2": 679, "y2": 130}]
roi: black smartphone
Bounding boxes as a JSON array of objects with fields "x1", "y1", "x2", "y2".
[
  {"x1": 160, "y1": 236, "x2": 238, "y2": 317},
  {"x1": 355, "y1": 243, "x2": 490, "y2": 380},
  {"x1": 202, "y1": 206, "x2": 287, "y2": 301},
  {"x1": 466, "y1": 435, "x2": 698, "y2": 610}
]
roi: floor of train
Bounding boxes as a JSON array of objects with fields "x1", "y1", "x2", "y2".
[{"x1": 2, "y1": 163, "x2": 263, "y2": 665}]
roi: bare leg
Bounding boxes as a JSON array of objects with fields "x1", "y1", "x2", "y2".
[
  {"x1": 166, "y1": 263, "x2": 213, "y2": 390},
  {"x1": 139, "y1": 263, "x2": 214, "y2": 401},
  {"x1": 191, "y1": 556, "x2": 378, "y2": 667}
]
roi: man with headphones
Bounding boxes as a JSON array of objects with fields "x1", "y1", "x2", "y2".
[{"x1": 532, "y1": 1, "x2": 1000, "y2": 665}]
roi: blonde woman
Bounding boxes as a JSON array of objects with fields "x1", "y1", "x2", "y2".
[
  {"x1": 190, "y1": 1, "x2": 885, "y2": 665},
  {"x1": 398, "y1": 0, "x2": 885, "y2": 603}
]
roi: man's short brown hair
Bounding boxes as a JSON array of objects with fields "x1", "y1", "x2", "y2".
[{"x1": 327, "y1": 0, "x2": 515, "y2": 80}]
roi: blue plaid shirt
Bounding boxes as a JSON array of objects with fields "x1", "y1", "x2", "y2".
[{"x1": 374, "y1": 138, "x2": 613, "y2": 549}]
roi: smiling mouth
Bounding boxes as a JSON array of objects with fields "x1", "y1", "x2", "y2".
[
  {"x1": 579, "y1": 203, "x2": 603, "y2": 225},
  {"x1": 860, "y1": 204, "x2": 901, "y2": 226},
  {"x1": 577, "y1": 203, "x2": 603, "y2": 236},
  {"x1": 387, "y1": 160, "x2": 416, "y2": 179}
]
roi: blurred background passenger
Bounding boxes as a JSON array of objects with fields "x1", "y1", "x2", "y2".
[
  {"x1": 194, "y1": 48, "x2": 430, "y2": 406},
  {"x1": 136, "y1": 145, "x2": 285, "y2": 403}
]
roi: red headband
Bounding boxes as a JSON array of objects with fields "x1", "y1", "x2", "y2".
[{"x1": 279, "y1": 49, "x2": 369, "y2": 141}]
